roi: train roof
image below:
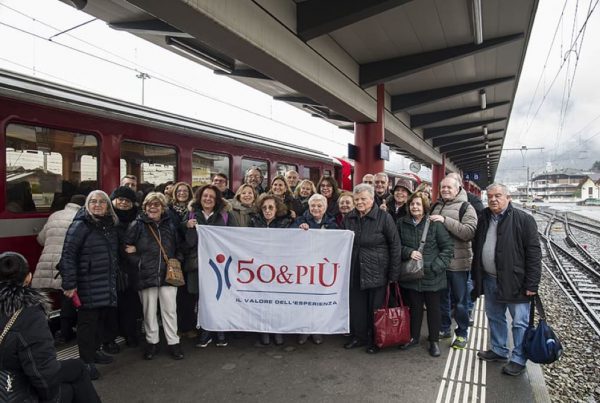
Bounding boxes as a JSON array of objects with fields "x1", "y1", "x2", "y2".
[{"x1": 0, "y1": 69, "x2": 336, "y2": 165}]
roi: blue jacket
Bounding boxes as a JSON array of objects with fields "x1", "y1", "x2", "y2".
[{"x1": 292, "y1": 210, "x2": 338, "y2": 229}]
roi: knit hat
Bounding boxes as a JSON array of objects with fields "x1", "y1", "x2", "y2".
[
  {"x1": 393, "y1": 178, "x2": 414, "y2": 194},
  {"x1": 110, "y1": 186, "x2": 137, "y2": 203}
]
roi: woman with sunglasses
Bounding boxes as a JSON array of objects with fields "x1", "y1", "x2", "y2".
[{"x1": 249, "y1": 194, "x2": 293, "y2": 345}]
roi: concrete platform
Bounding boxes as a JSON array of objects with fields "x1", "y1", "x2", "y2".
[{"x1": 60, "y1": 298, "x2": 549, "y2": 402}]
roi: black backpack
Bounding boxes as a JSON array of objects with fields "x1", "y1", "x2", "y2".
[{"x1": 430, "y1": 201, "x2": 469, "y2": 221}]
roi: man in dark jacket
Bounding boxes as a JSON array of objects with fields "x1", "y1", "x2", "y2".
[
  {"x1": 471, "y1": 183, "x2": 541, "y2": 376},
  {"x1": 343, "y1": 184, "x2": 402, "y2": 354}
]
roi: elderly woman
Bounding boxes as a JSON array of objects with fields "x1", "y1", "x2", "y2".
[
  {"x1": 342, "y1": 184, "x2": 402, "y2": 354},
  {"x1": 293, "y1": 193, "x2": 337, "y2": 345},
  {"x1": 385, "y1": 179, "x2": 414, "y2": 223},
  {"x1": 269, "y1": 175, "x2": 303, "y2": 219},
  {"x1": 168, "y1": 182, "x2": 193, "y2": 226},
  {"x1": 125, "y1": 192, "x2": 184, "y2": 361},
  {"x1": 317, "y1": 176, "x2": 341, "y2": 217},
  {"x1": 230, "y1": 183, "x2": 258, "y2": 227},
  {"x1": 60, "y1": 190, "x2": 119, "y2": 378},
  {"x1": 185, "y1": 185, "x2": 238, "y2": 348},
  {"x1": 398, "y1": 192, "x2": 453, "y2": 357},
  {"x1": 0, "y1": 252, "x2": 101, "y2": 401},
  {"x1": 294, "y1": 179, "x2": 316, "y2": 214},
  {"x1": 249, "y1": 194, "x2": 292, "y2": 345},
  {"x1": 336, "y1": 191, "x2": 354, "y2": 227}
]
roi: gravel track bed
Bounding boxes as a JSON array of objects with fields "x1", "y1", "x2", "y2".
[{"x1": 538, "y1": 268, "x2": 600, "y2": 401}]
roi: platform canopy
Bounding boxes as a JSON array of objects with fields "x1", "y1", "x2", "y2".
[{"x1": 62, "y1": 0, "x2": 538, "y2": 186}]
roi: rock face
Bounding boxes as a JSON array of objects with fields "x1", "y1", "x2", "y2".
[{"x1": 538, "y1": 272, "x2": 600, "y2": 401}]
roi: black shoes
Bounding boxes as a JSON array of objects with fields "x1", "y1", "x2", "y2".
[
  {"x1": 216, "y1": 332, "x2": 228, "y2": 347},
  {"x1": 399, "y1": 338, "x2": 419, "y2": 350},
  {"x1": 260, "y1": 333, "x2": 271, "y2": 345},
  {"x1": 144, "y1": 343, "x2": 159, "y2": 360},
  {"x1": 477, "y1": 350, "x2": 508, "y2": 362},
  {"x1": 502, "y1": 361, "x2": 526, "y2": 376},
  {"x1": 311, "y1": 334, "x2": 323, "y2": 345},
  {"x1": 366, "y1": 345, "x2": 379, "y2": 354},
  {"x1": 297, "y1": 334, "x2": 309, "y2": 345},
  {"x1": 344, "y1": 338, "x2": 366, "y2": 349},
  {"x1": 273, "y1": 334, "x2": 284, "y2": 346},
  {"x1": 94, "y1": 350, "x2": 114, "y2": 364},
  {"x1": 169, "y1": 343, "x2": 184, "y2": 360},
  {"x1": 429, "y1": 342, "x2": 441, "y2": 357},
  {"x1": 195, "y1": 331, "x2": 212, "y2": 348},
  {"x1": 103, "y1": 341, "x2": 120, "y2": 354},
  {"x1": 85, "y1": 363, "x2": 100, "y2": 380},
  {"x1": 439, "y1": 330, "x2": 452, "y2": 339}
]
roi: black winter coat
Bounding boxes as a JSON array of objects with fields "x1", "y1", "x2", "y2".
[
  {"x1": 60, "y1": 209, "x2": 119, "y2": 309},
  {"x1": 125, "y1": 213, "x2": 182, "y2": 290},
  {"x1": 343, "y1": 204, "x2": 402, "y2": 289},
  {"x1": 385, "y1": 194, "x2": 408, "y2": 224},
  {"x1": 0, "y1": 284, "x2": 60, "y2": 402},
  {"x1": 292, "y1": 210, "x2": 338, "y2": 229},
  {"x1": 114, "y1": 207, "x2": 139, "y2": 292},
  {"x1": 471, "y1": 203, "x2": 542, "y2": 303},
  {"x1": 249, "y1": 214, "x2": 292, "y2": 228}
]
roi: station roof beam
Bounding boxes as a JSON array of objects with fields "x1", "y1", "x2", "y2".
[
  {"x1": 391, "y1": 76, "x2": 515, "y2": 112},
  {"x1": 423, "y1": 118, "x2": 506, "y2": 140},
  {"x1": 109, "y1": 19, "x2": 191, "y2": 37},
  {"x1": 411, "y1": 101, "x2": 510, "y2": 128},
  {"x1": 432, "y1": 129, "x2": 503, "y2": 147},
  {"x1": 297, "y1": 0, "x2": 414, "y2": 41},
  {"x1": 360, "y1": 34, "x2": 523, "y2": 88},
  {"x1": 439, "y1": 138, "x2": 503, "y2": 154}
]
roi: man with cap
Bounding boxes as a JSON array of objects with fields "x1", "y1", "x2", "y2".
[{"x1": 385, "y1": 178, "x2": 413, "y2": 223}]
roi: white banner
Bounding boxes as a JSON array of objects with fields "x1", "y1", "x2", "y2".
[{"x1": 197, "y1": 226, "x2": 354, "y2": 334}]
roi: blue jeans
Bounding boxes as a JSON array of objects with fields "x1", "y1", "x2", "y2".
[
  {"x1": 483, "y1": 274, "x2": 530, "y2": 365},
  {"x1": 440, "y1": 271, "x2": 469, "y2": 338}
]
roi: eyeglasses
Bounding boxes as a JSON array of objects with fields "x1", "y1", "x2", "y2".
[
  {"x1": 88, "y1": 199, "x2": 107, "y2": 205},
  {"x1": 261, "y1": 205, "x2": 275, "y2": 211},
  {"x1": 374, "y1": 181, "x2": 386, "y2": 184},
  {"x1": 115, "y1": 197, "x2": 132, "y2": 204},
  {"x1": 146, "y1": 201, "x2": 162, "y2": 208},
  {"x1": 320, "y1": 184, "x2": 332, "y2": 188},
  {"x1": 176, "y1": 189, "x2": 189, "y2": 194}
]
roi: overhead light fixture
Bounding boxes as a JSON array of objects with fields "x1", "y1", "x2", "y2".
[
  {"x1": 485, "y1": 142, "x2": 489, "y2": 150},
  {"x1": 166, "y1": 37, "x2": 234, "y2": 74},
  {"x1": 472, "y1": 0, "x2": 483, "y2": 45},
  {"x1": 486, "y1": 154, "x2": 490, "y2": 158},
  {"x1": 483, "y1": 125, "x2": 488, "y2": 139},
  {"x1": 479, "y1": 89, "x2": 487, "y2": 110}
]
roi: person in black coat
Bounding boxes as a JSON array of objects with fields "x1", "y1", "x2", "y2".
[
  {"x1": 184, "y1": 185, "x2": 238, "y2": 348},
  {"x1": 125, "y1": 192, "x2": 184, "y2": 361},
  {"x1": 382, "y1": 178, "x2": 413, "y2": 223},
  {"x1": 249, "y1": 194, "x2": 292, "y2": 346},
  {"x1": 470, "y1": 184, "x2": 541, "y2": 376},
  {"x1": 342, "y1": 184, "x2": 402, "y2": 354},
  {"x1": 0, "y1": 252, "x2": 101, "y2": 402},
  {"x1": 60, "y1": 190, "x2": 119, "y2": 376},
  {"x1": 316, "y1": 176, "x2": 341, "y2": 217}
]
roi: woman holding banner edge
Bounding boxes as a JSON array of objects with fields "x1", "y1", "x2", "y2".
[{"x1": 342, "y1": 184, "x2": 402, "y2": 354}]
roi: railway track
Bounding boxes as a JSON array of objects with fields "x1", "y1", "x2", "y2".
[{"x1": 535, "y1": 212, "x2": 600, "y2": 337}]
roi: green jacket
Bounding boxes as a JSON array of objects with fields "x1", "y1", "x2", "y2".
[{"x1": 397, "y1": 215, "x2": 454, "y2": 292}]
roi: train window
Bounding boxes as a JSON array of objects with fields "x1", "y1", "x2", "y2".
[
  {"x1": 192, "y1": 150, "x2": 231, "y2": 187},
  {"x1": 324, "y1": 170, "x2": 332, "y2": 177},
  {"x1": 241, "y1": 158, "x2": 268, "y2": 187},
  {"x1": 120, "y1": 141, "x2": 176, "y2": 190},
  {"x1": 276, "y1": 163, "x2": 297, "y2": 177},
  {"x1": 302, "y1": 167, "x2": 321, "y2": 184},
  {"x1": 5, "y1": 123, "x2": 99, "y2": 213}
]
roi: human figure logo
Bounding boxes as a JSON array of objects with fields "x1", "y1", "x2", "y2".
[{"x1": 209, "y1": 253, "x2": 232, "y2": 300}]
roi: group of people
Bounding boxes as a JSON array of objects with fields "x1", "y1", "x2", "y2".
[{"x1": 1, "y1": 166, "x2": 542, "y2": 401}]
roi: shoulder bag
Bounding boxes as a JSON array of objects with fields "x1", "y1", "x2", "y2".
[
  {"x1": 523, "y1": 295, "x2": 563, "y2": 364},
  {"x1": 147, "y1": 224, "x2": 185, "y2": 287},
  {"x1": 399, "y1": 218, "x2": 430, "y2": 281},
  {"x1": 0, "y1": 308, "x2": 38, "y2": 403},
  {"x1": 373, "y1": 283, "x2": 411, "y2": 348}
]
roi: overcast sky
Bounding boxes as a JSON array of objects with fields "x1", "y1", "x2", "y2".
[{"x1": 1, "y1": 0, "x2": 598, "y2": 184}]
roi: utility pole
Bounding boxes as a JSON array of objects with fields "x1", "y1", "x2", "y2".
[
  {"x1": 504, "y1": 145, "x2": 544, "y2": 201},
  {"x1": 136, "y1": 72, "x2": 150, "y2": 105}
]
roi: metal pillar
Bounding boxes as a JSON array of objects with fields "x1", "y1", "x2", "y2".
[
  {"x1": 353, "y1": 84, "x2": 385, "y2": 186},
  {"x1": 431, "y1": 155, "x2": 446, "y2": 201}
]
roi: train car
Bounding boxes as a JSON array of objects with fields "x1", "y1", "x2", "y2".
[
  {"x1": 334, "y1": 157, "x2": 422, "y2": 192},
  {"x1": 0, "y1": 69, "x2": 338, "y2": 274}
]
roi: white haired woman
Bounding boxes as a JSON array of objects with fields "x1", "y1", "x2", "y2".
[
  {"x1": 342, "y1": 184, "x2": 402, "y2": 354},
  {"x1": 59, "y1": 190, "x2": 119, "y2": 379},
  {"x1": 125, "y1": 192, "x2": 184, "y2": 361}
]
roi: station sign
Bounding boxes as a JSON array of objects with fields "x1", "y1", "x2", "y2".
[{"x1": 463, "y1": 172, "x2": 480, "y2": 181}]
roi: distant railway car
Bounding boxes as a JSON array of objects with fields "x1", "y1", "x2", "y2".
[
  {"x1": 0, "y1": 69, "x2": 338, "y2": 274},
  {"x1": 334, "y1": 157, "x2": 421, "y2": 192}
]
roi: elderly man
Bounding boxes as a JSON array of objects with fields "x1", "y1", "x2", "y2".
[
  {"x1": 285, "y1": 170, "x2": 300, "y2": 192},
  {"x1": 244, "y1": 167, "x2": 266, "y2": 195},
  {"x1": 120, "y1": 175, "x2": 137, "y2": 191},
  {"x1": 212, "y1": 173, "x2": 235, "y2": 199},
  {"x1": 362, "y1": 174, "x2": 374, "y2": 185},
  {"x1": 373, "y1": 172, "x2": 390, "y2": 207},
  {"x1": 471, "y1": 183, "x2": 541, "y2": 376},
  {"x1": 430, "y1": 176, "x2": 478, "y2": 349}
]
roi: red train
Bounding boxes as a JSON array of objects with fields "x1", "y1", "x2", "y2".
[{"x1": 0, "y1": 69, "x2": 340, "y2": 270}]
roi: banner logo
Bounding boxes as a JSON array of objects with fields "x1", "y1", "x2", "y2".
[{"x1": 208, "y1": 253, "x2": 232, "y2": 300}]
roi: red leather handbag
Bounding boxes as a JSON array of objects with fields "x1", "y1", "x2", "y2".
[{"x1": 373, "y1": 283, "x2": 411, "y2": 348}]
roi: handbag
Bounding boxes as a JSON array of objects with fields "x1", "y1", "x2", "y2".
[
  {"x1": 373, "y1": 283, "x2": 411, "y2": 348},
  {"x1": 0, "y1": 308, "x2": 38, "y2": 403},
  {"x1": 147, "y1": 224, "x2": 185, "y2": 287},
  {"x1": 523, "y1": 295, "x2": 563, "y2": 364},
  {"x1": 399, "y1": 218, "x2": 430, "y2": 281}
]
